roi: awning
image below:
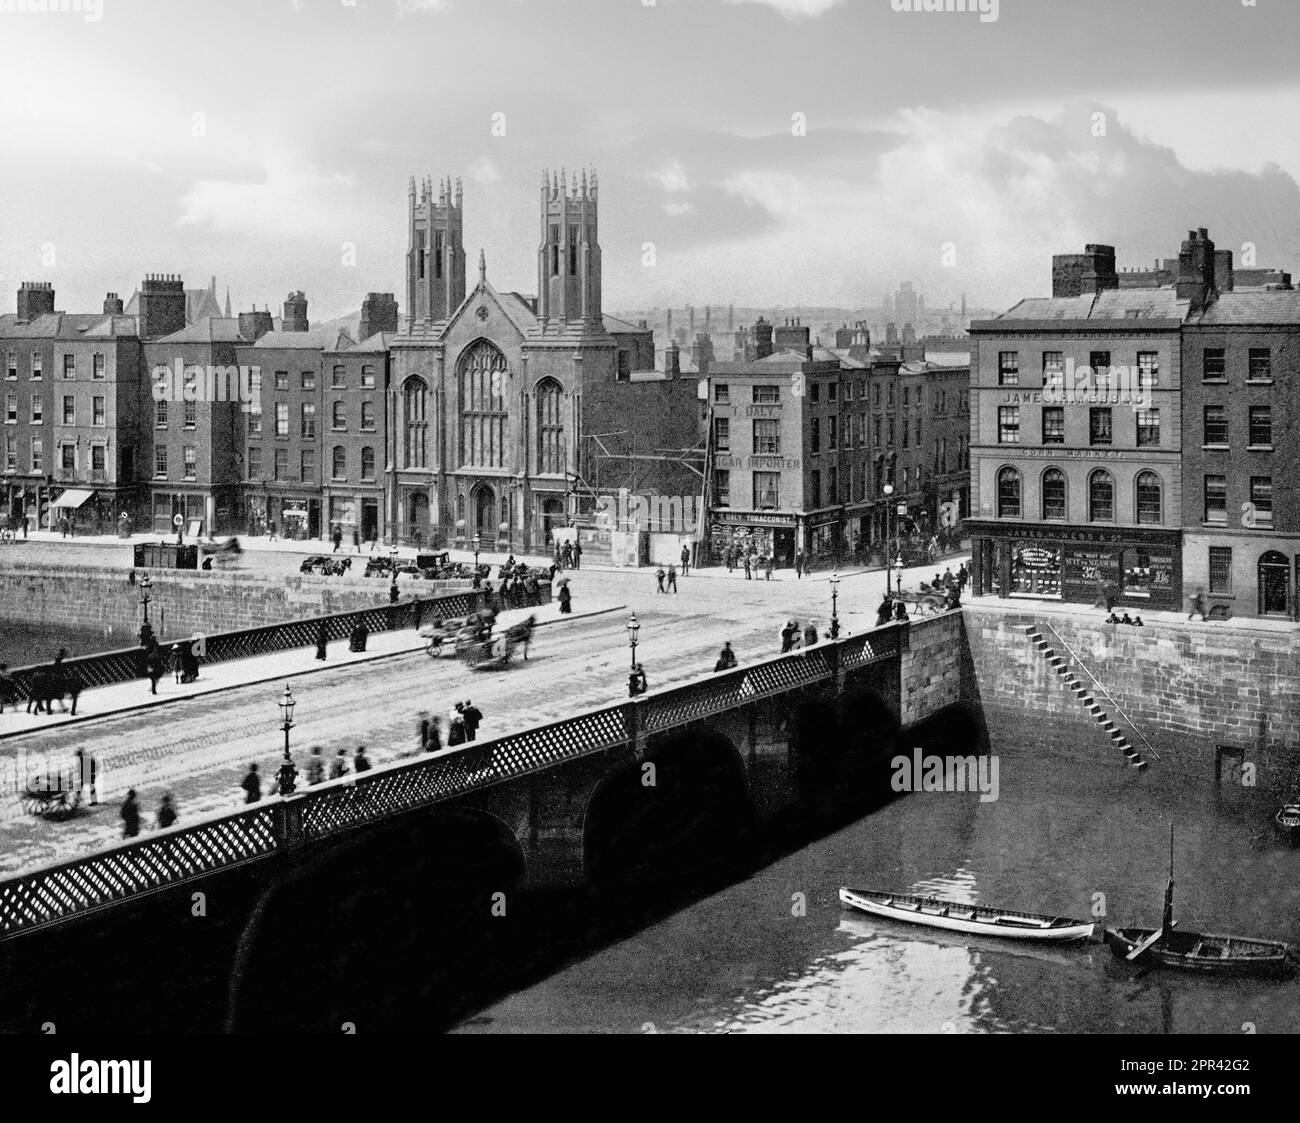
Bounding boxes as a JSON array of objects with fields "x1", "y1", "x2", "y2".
[{"x1": 51, "y1": 489, "x2": 95, "y2": 510}]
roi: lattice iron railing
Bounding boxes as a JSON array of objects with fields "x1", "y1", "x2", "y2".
[{"x1": 0, "y1": 624, "x2": 894, "y2": 942}]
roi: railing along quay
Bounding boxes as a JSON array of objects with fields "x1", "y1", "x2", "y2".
[{"x1": 0, "y1": 626, "x2": 898, "y2": 941}]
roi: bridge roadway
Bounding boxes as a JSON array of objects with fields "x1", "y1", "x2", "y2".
[{"x1": 0, "y1": 565, "x2": 933, "y2": 881}]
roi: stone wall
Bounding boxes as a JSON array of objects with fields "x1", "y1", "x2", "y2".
[
  {"x1": 0, "y1": 560, "x2": 469, "y2": 639},
  {"x1": 962, "y1": 601, "x2": 1300, "y2": 781},
  {"x1": 897, "y1": 611, "x2": 966, "y2": 727}
]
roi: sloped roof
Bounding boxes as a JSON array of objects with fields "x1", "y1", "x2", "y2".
[
  {"x1": 250, "y1": 326, "x2": 354, "y2": 351},
  {"x1": 0, "y1": 312, "x2": 107, "y2": 339},
  {"x1": 603, "y1": 313, "x2": 649, "y2": 334},
  {"x1": 155, "y1": 317, "x2": 248, "y2": 344},
  {"x1": 993, "y1": 288, "x2": 1187, "y2": 322},
  {"x1": 346, "y1": 332, "x2": 394, "y2": 353},
  {"x1": 1192, "y1": 290, "x2": 1300, "y2": 324},
  {"x1": 80, "y1": 315, "x2": 141, "y2": 338}
]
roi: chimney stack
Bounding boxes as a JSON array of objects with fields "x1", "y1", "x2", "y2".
[
  {"x1": 1175, "y1": 228, "x2": 1218, "y2": 312},
  {"x1": 753, "y1": 317, "x2": 774, "y2": 360},
  {"x1": 1051, "y1": 244, "x2": 1119, "y2": 298},
  {"x1": 283, "y1": 291, "x2": 309, "y2": 332},
  {"x1": 16, "y1": 281, "x2": 55, "y2": 322},
  {"x1": 664, "y1": 340, "x2": 681, "y2": 378},
  {"x1": 359, "y1": 292, "x2": 399, "y2": 341},
  {"x1": 137, "y1": 274, "x2": 187, "y2": 340},
  {"x1": 239, "y1": 308, "x2": 275, "y2": 342},
  {"x1": 103, "y1": 292, "x2": 124, "y2": 315}
]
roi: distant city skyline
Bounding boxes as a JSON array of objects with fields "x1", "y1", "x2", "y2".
[{"x1": 3, "y1": 0, "x2": 1299, "y2": 321}]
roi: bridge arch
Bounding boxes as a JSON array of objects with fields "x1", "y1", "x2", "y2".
[
  {"x1": 793, "y1": 687, "x2": 900, "y2": 819},
  {"x1": 580, "y1": 726, "x2": 752, "y2": 890}
]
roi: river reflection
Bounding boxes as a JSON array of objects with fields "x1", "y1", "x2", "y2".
[{"x1": 458, "y1": 747, "x2": 1300, "y2": 1034}]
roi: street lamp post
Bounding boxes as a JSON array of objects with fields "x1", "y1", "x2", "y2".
[
  {"x1": 388, "y1": 544, "x2": 398, "y2": 603},
  {"x1": 139, "y1": 572, "x2": 152, "y2": 625},
  {"x1": 883, "y1": 484, "x2": 895, "y2": 594},
  {"x1": 473, "y1": 533, "x2": 482, "y2": 570},
  {"x1": 626, "y1": 611, "x2": 640, "y2": 669},
  {"x1": 829, "y1": 570, "x2": 841, "y2": 639},
  {"x1": 276, "y1": 685, "x2": 298, "y2": 796}
]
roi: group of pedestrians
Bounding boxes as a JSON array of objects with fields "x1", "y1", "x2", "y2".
[
  {"x1": 1106, "y1": 611, "x2": 1145, "y2": 627},
  {"x1": 779, "y1": 620, "x2": 823, "y2": 652},
  {"x1": 724, "y1": 546, "x2": 774, "y2": 580},
  {"x1": 927, "y1": 564, "x2": 969, "y2": 594},
  {"x1": 415, "y1": 699, "x2": 484, "y2": 753},
  {"x1": 120, "y1": 788, "x2": 177, "y2": 838},
  {"x1": 654, "y1": 564, "x2": 679, "y2": 593},
  {"x1": 554, "y1": 539, "x2": 582, "y2": 571}
]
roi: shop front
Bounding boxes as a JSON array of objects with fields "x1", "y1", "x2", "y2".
[
  {"x1": 152, "y1": 492, "x2": 208, "y2": 536},
  {"x1": 708, "y1": 510, "x2": 797, "y2": 568},
  {"x1": 803, "y1": 508, "x2": 846, "y2": 567},
  {"x1": 970, "y1": 522, "x2": 1183, "y2": 609},
  {"x1": 968, "y1": 521, "x2": 1182, "y2": 610}
]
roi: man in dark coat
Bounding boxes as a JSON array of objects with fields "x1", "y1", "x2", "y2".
[
  {"x1": 803, "y1": 621, "x2": 819, "y2": 647},
  {"x1": 156, "y1": 793, "x2": 177, "y2": 830},
  {"x1": 680, "y1": 544, "x2": 690, "y2": 577},
  {"x1": 666, "y1": 563, "x2": 678, "y2": 593},
  {"x1": 144, "y1": 641, "x2": 164, "y2": 695},
  {"x1": 780, "y1": 621, "x2": 796, "y2": 653},
  {"x1": 241, "y1": 763, "x2": 261, "y2": 804},
  {"x1": 876, "y1": 596, "x2": 894, "y2": 627},
  {"x1": 795, "y1": 551, "x2": 804, "y2": 579},
  {"x1": 315, "y1": 620, "x2": 328, "y2": 660},
  {"x1": 463, "y1": 700, "x2": 483, "y2": 742},
  {"x1": 558, "y1": 581, "x2": 572, "y2": 614},
  {"x1": 306, "y1": 746, "x2": 326, "y2": 785},
  {"x1": 121, "y1": 789, "x2": 141, "y2": 838},
  {"x1": 354, "y1": 745, "x2": 372, "y2": 772}
]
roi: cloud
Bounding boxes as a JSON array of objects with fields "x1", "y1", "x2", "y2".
[
  {"x1": 719, "y1": 0, "x2": 846, "y2": 16},
  {"x1": 395, "y1": 0, "x2": 452, "y2": 14},
  {"x1": 467, "y1": 156, "x2": 501, "y2": 185},
  {"x1": 651, "y1": 159, "x2": 691, "y2": 193}
]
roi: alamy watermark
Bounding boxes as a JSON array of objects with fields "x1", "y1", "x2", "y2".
[
  {"x1": 152, "y1": 360, "x2": 262, "y2": 414},
  {"x1": 598, "y1": 488, "x2": 701, "y2": 535},
  {"x1": 890, "y1": 746, "x2": 1000, "y2": 803},
  {"x1": 0, "y1": 0, "x2": 103, "y2": 22},
  {"x1": 890, "y1": 0, "x2": 999, "y2": 24}
]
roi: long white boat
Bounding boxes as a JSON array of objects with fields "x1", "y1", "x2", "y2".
[{"x1": 838, "y1": 887, "x2": 1095, "y2": 943}]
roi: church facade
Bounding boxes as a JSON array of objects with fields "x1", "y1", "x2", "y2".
[{"x1": 387, "y1": 169, "x2": 657, "y2": 553}]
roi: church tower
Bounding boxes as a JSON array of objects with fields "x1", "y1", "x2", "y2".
[
  {"x1": 407, "y1": 175, "x2": 466, "y2": 326},
  {"x1": 537, "y1": 168, "x2": 601, "y2": 329}
]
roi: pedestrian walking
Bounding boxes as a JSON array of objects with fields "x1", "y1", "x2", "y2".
[
  {"x1": 714, "y1": 642, "x2": 737, "y2": 672},
  {"x1": 354, "y1": 745, "x2": 371, "y2": 771},
  {"x1": 803, "y1": 621, "x2": 819, "y2": 648},
  {"x1": 893, "y1": 600, "x2": 910, "y2": 623},
  {"x1": 268, "y1": 521, "x2": 278, "y2": 542},
  {"x1": 144, "y1": 640, "x2": 164, "y2": 695},
  {"x1": 667, "y1": 563, "x2": 678, "y2": 593},
  {"x1": 726, "y1": 547, "x2": 735, "y2": 573},
  {"x1": 795, "y1": 551, "x2": 804, "y2": 579},
  {"x1": 426, "y1": 715, "x2": 443, "y2": 754},
  {"x1": 156, "y1": 793, "x2": 177, "y2": 830},
  {"x1": 241, "y1": 763, "x2": 261, "y2": 804},
  {"x1": 352, "y1": 528, "x2": 361, "y2": 554},
  {"x1": 121, "y1": 789, "x2": 141, "y2": 838},
  {"x1": 306, "y1": 745, "x2": 326, "y2": 785},
  {"x1": 417, "y1": 711, "x2": 433, "y2": 754},
  {"x1": 764, "y1": 554, "x2": 773, "y2": 581},
  {"x1": 562, "y1": 541, "x2": 574, "y2": 569},
  {"x1": 743, "y1": 553, "x2": 752, "y2": 580},
  {"x1": 943, "y1": 566, "x2": 954, "y2": 589},
  {"x1": 781, "y1": 621, "x2": 796, "y2": 653},
  {"x1": 1188, "y1": 590, "x2": 1207, "y2": 621},
  {"x1": 0, "y1": 663, "x2": 15, "y2": 714},
  {"x1": 463, "y1": 699, "x2": 483, "y2": 742},
  {"x1": 315, "y1": 620, "x2": 328, "y2": 660},
  {"x1": 680, "y1": 544, "x2": 690, "y2": 577},
  {"x1": 558, "y1": 579, "x2": 572, "y2": 614},
  {"x1": 332, "y1": 525, "x2": 343, "y2": 553},
  {"x1": 574, "y1": 541, "x2": 583, "y2": 570},
  {"x1": 75, "y1": 748, "x2": 99, "y2": 806},
  {"x1": 448, "y1": 703, "x2": 467, "y2": 746},
  {"x1": 876, "y1": 596, "x2": 893, "y2": 627},
  {"x1": 655, "y1": 566, "x2": 666, "y2": 593},
  {"x1": 329, "y1": 748, "x2": 349, "y2": 780}
]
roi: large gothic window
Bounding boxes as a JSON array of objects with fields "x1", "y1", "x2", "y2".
[
  {"x1": 404, "y1": 377, "x2": 428, "y2": 469},
  {"x1": 459, "y1": 340, "x2": 508, "y2": 467},
  {"x1": 536, "y1": 378, "x2": 564, "y2": 474}
]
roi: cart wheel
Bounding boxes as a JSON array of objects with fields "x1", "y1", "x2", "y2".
[
  {"x1": 21, "y1": 793, "x2": 42, "y2": 816},
  {"x1": 0, "y1": 528, "x2": 14, "y2": 544}
]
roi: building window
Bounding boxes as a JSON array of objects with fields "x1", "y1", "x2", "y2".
[
  {"x1": 1088, "y1": 470, "x2": 1114, "y2": 522},
  {"x1": 859, "y1": 413, "x2": 868, "y2": 448},
  {"x1": 30, "y1": 438, "x2": 42, "y2": 472},
  {"x1": 154, "y1": 445, "x2": 167, "y2": 478},
  {"x1": 1042, "y1": 406, "x2": 1065, "y2": 444},
  {"x1": 1137, "y1": 352, "x2": 1158, "y2": 390},
  {"x1": 752, "y1": 385, "x2": 780, "y2": 404},
  {"x1": 331, "y1": 365, "x2": 346, "y2": 389},
  {"x1": 753, "y1": 471, "x2": 780, "y2": 510},
  {"x1": 1247, "y1": 348, "x2": 1272, "y2": 382},
  {"x1": 714, "y1": 469, "x2": 730, "y2": 507},
  {"x1": 1041, "y1": 468, "x2": 1066, "y2": 521},
  {"x1": 156, "y1": 398, "x2": 168, "y2": 428},
  {"x1": 1042, "y1": 352, "x2": 1064, "y2": 389},
  {"x1": 998, "y1": 406, "x2": 1020, "y2": 444},
  {"x1": 31, "y1": 353, "x2": 42, "y2": 379},
  {"x1": 273, "y1": 448, "x2": 287, "y2": 480},
  {"x1": 998, "y1": 351, "x2": 1019, "y2": 386},
  {"x1": 843, "y1": 381, "x2": 853, "y2": 401},
  {"x1": 300, "y1": 448, "x2": 315, "y2": 482},
  {"x1": 1203, "y1": 475, "x2": 1227, "y2": 525},
  {"x1": 902, "y1": 417, "x2": 909, "y2": 449},
  {"x1": 92, "y1": 353, "x2": 105, "y2": 380},
  {"x1": 183, "y1": 399, "x2": 196, "y2": 429},
  {"x1": 1136, "y1": 409, "x2": 1160, "y2": 448},
  {"x1": 828, "y1": 416, "x2": 838, "y2": 451},
  {"x1": 361, "y1": 365, "x2": 376, "y2": 389},
  {"x1": 1089, "y1": 408, "x2": 1112, "y2": 446},
  {"x1": 810, "y1": 383, "x2": 820, "y2": 404},
  {"x1": 753, "y1": 418, "x2": 780, "y2": 455},
  {"x1": 828, "y1": 466, "x2": 838, "y2": 504},
  {"x1": 1203, "y1": 405, "x2": 1228, "y2": 446},
  {"x1": 300, "y1": 402, "x2": 316, "y2": 440},
  {"x1": 1248, "y1": 406, "x2": 1272, "y2": 448},
  {"x1": 301, "y1": 370, "x2": 316, "y2": 391},
  {"x1": 4, "y1": 353, "x2": 14, "y2": 380},
  {"x1": 332, "y1": 401, "x2": 346, "y2": 430},
  {"x1": 1202, "y1": 348, "x2": 1226, "y2": 381},
  {"x1": 809, "y1": 469, "x2": 821, "y2": 508},
  {"x1": 60, "y1": 444, "x2": 75, "y2": 472},
  {"x1": 93, "y1": 396, "x2": 105, "y2": 426},
  {"x1": 404, "y1": 378, "x2": 428, "y2": 469},
  {"x1": 873, "y1": 417, "x2": 882, "y2": 447},
  {"x1": 828, "y1": 382, "x2": 838, "y2": 403},
  {"x1": 332, "y1": 446, "x2": 346, "y2": 480},
  {"x1": 1135, "y1": 471, "x2": 1162, "y2": 524},
  {"x1": 888, "y1": 417, "x2": 895, "y2": 446},
  {"x1": 62, "y1": 355, "x2": 75, "y2": 380},
  {"x1": 361, "y1": 446, "x2": 375, "y2": 480},
  {"x1": 714, "y1": 383, "x2": 730, "y2": 405},
  {"x1": 356, "y1": 400, "x2": 373, "y2": 431},
  {"x1": 1090, "y1": 351, "x2": 1111, "y2": 389},
  {"x1": 30, "y1": 395, "x2": 42, "y2": 424},
  {"x1": 247, "y1": 446, "x2": 261, "y2": 480},
  {"x1": 275, "y1": 402, "x2": 289, "y2": 437},
  {"x1": 183, "y1": 446, "x2": 196, "y2": 480},
  {"x1": 4, "y1": 436, "x2": 14, "y2": 471},
  {"x1": 714, "y1": 416, "x2": 730, "y2": 453},
  {"x1": 903, "y1": 386, "x2": 910, "y2": 407},
  {"x1": 810, "y1": 417, "x2": 821, "y2": 454},
  {"x1": 536, "y1": 377, "x2": 564, "y2": 474},
  {"x1": 459, "y1": 340, "x2": 508, "y2": 468},
  {"x1": 61, "y1": 396, "x2": 74, "y2": 425},
  {"x1": 274, "y1": 370, "x2": 289, "y2": 391},
  {"x1": 873, "y1": 384, "x2": 880, "y2": 407},
  {"x1": 1250, "y1": 477, "x2": 1273, "y2": 526},
  {"x1": 996, "y1": 467, "x2": 1021, "y2": 518},
  {"x1": 1208, "y1": 546, "x2": 1232, "y2": 594}
]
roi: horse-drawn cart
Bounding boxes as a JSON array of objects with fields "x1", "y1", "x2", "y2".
[
  {"x1": 20, "y1": 772, "x2": 83, "y2": 820},
  {"x1": 894, "y1": 583, "x2": 951, "y2": 617}
]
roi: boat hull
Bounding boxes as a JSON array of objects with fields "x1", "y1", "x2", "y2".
[
  {"x1": 838, "y1": 888, "x2": 1094, "y2": 943},
  {"x1": 1273, "y1": 808, "x2": 1300, "y2": 846},
  {"x1": 1104, "y1": 927, "x2": 1296, "y2": 976}
]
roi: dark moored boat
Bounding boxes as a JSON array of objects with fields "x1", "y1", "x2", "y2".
[
  {"x1": 1104, "y1": 825, "x2": 1296, "y2": 977},
  {"x1": 1274, "y1": 804, "x2": 1300, "y2": 846}
]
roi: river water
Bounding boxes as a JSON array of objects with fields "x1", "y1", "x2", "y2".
[{"x1": 457, "y1": 742, "x2": 1300, "y2": 1034}]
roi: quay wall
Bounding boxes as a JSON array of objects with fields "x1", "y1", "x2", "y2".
[
  {"x1": 962, "y1": 602, "x2": 1300, "y2": 783},
  {"x1": 0, "y1": 560, "x2": 466, "y2": 638}
]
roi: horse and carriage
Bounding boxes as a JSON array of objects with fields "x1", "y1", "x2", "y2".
[
  {"x1": 892, "y1": 581, "x2": 959, "y2": 617},
  {"x1": 418, "y1": 610, "x2": 536, "y2": 670}
]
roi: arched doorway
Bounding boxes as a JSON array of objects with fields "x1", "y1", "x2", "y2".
[
  {"x1": 541, "y1": 497, "x2": 564, "y2": 546},
  {"x1": 1258, "y1": 550, "x2": 1290, "y2": 616},
  {"x1": 472, "y1": 484, "x2": 496, "y2": 542},
  {"x1": 408, "y1": 493, "x2": 429, "y2": 542}
]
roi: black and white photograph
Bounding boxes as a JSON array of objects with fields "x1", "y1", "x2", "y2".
[{"x1": 0, "y1": 0, "x2": 1297, "y2": 1092}]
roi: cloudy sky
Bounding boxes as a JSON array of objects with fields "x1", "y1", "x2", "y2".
[{"x1": 2, "y1": 0, "x2": 1298, "y2": 321}]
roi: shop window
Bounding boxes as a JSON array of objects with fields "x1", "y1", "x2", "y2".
[
  {"x1": 1208, "y1": 546, "x2": 1232, "y2": 594},
  {"x1": 996, "y1": 467, "x2": 1021, "y2": 518},
  {"x1": 1121, "y1": 548, "x2": 1153, "y2": 598},
  {"x1": 1088, "y1": 469, "x2": 1114, "y2": 522},
  {"x1": 1010, "y1": 544, "x2": 1062, "y2": 598}
]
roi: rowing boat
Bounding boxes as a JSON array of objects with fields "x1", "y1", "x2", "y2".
[
  {"x1": 1274, "y1": 804, "x2": 1300, "y2": 846},
  {"x1": 837, "y1": 887, "x2": 1095, "y2": 942},
  {"x1": 1104, "y1": 824, "x2": 1297, "y2": 976}
]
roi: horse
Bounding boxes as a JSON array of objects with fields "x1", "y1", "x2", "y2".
[
  {"x1": 504, "y1": 615, "x2": 536, "y2": 661},
  {"x1": 25, "y1": 666, "x2": 82, "y2": 716}
]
